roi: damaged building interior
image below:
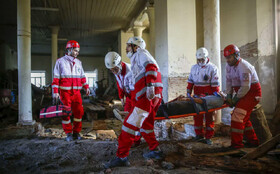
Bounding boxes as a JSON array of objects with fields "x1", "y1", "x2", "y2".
[{"x1": 1, "y1": 0, "x2": 280, "y2": 173}]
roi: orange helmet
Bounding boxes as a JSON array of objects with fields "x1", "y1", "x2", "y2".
[
  {"x1": 66, "y1": 40, "x2": 80, "y2": 49},
  {"x1": 223, "y1": 44, "x2": 239, "y2": 57}
]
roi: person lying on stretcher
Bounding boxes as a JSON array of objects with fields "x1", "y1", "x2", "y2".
[
  {"x1": 156, "y1": 92, "x2": 226, "y2": 118},
  {"x1": 113, "y1": 92, "x2": 227, "y2": 120}
]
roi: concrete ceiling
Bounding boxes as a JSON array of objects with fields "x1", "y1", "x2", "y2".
[{"x1": 0, "y1": 0, "x2": 148, "y2": 56}]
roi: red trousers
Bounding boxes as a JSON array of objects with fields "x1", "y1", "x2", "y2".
[
  {"x1": 124, "y1": 97, "x2": 132, "y2": 112},
  {"x1": 117, "y1": 96, "x2": 161, "y2": 158},
  {"x1": 194, "y1": 112, "x2": 214, "y2": 139},
  {"x1": 124, "y1": 96, "x2": 142, "y2": 145},
  {"x1": 60, "y1": 90, "x2": 84, "y2": 134},
  {"x1": 231, "y1": 83, "x2": 261, "y2": 148}
]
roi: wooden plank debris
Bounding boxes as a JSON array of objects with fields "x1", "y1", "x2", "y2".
[{"x1": 241, "y1": 134, "x2": 280, "y2": 160}]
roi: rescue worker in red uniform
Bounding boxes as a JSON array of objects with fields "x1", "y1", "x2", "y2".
[
  {"x1": 104, "y1": 37, "x2": 163, "y2": 169},
  {"x1": 224, "y1": 44, "x2": 261, "y2": 149},
  {"x1": 187, "y1": 47, "x2": 220, "y2": 145},
  {"x1": 52, "y1": 40, "x2": 90, "y2": 142},
  {"x1": 105, "y1": 51, "x2": 133, "y2": 112},
  {"x1": 104, "y1": 51, "x2": 142, "y2": 145}
]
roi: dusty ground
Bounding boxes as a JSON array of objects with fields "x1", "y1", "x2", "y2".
[{"x1": 0, "y1": 119, "x2": 280, "y2": 174}]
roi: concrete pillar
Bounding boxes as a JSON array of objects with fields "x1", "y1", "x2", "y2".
[
  {"x1": 256, "y1": 0, "x2": 277, "y2": 114},
  {"x1": 147, "y1": 6, "x2": 155, "y2": 57},
  {"x1": 203, "y1": 0, "x2": 221, "y2": 123},
  {"x1": 155, "y1": 0, "x2": 196, "y2": 102},
  {"x1": 50, "y1": 26, "x2": 59, "y2": 79},
  {"x1": 133, "y1": 26, "x2": 145, "y2": 37},
  {"x1": 17, "y1": 0, "x2": 34, "y2": 125}
]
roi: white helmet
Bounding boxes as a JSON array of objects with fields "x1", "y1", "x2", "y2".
[
  {"x1": 105, "y1": 51, "x2": 122, "y2": 69},
  {"x1": 196, "y1": 47, "x2": 208, "y2": 59},
  {"x1": 127, "y1": 36, "x2": 146, "y2": 49}
]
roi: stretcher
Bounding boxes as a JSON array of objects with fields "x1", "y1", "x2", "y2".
[
  {"x1": 113, "y1": 95, "x2": 229, "y2": 121},
  {"x1": 155, "y1": 104, "x2": 228, "y2": 120}
]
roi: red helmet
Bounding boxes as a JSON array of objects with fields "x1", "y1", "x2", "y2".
[
  {"x1": 223, "y1": 44, "x2": 239, "y2": 57},
  {"x1": 66, "y1": 40, "x2": 80, "y2": 49}
]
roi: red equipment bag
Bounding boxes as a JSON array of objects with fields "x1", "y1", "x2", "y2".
[{"x1": 40, "y1": 100, "x2": 72, "y2": 118}]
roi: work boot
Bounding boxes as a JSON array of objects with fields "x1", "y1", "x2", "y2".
[
  {"x1": 205, "y1": 139, "x2": 213, "y2": 145},
  {"x1": 66, "y1": 133, "x2": 73, "y2": 142},
  {"x1": 73, "y1": 133, "x2": 82, "y2": 140},
  {"x1": 103, "y1": 157, "x2": 130, "y2": 169},
  {"x1": 194, "y1": 135, "x2": 205, "y2": 142},
  {"x1": 143, "y1": 150, "x2": 164, "y2": 160}
]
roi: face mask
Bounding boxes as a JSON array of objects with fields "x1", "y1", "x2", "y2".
[
  {"x1": 126, "y1": 51, "x2": 133, "y2": 59},
  {"x1": 198, "y1": 62, "x2": 206, "y2": 67}
]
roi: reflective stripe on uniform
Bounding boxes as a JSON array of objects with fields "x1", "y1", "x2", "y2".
[
  {"x1": 143, "y1": 61, "x2": 155, "y2": 68},
  {"x1": 59, "y1": 86, "x2": 83, "y2": 90},
  {"x1": 145, "y1": 71, "x2": 157, "y2": 77},
  {"x1": 74, "y1": 118, "x2": 82, "y2": 122},
  {"x1": 231, "y1": 128, "x2": 244, "y2": 133},
  {"x1": 244, "y1": 126, "x2": 254, "y2": 131},
  {"x1": 52, "y1": 85, "x2": 59, "y2": 88},
  {"x1": 140, "y1": 128, "x2": 154, "y2": 134},
  {"x1": 135, "y1": 72, "x2": 145, "y2": 84},
  {"x1": 62, "y1": 119, "x2": 71, "y2": 124},
  {"x1": 122, "y1": 125, "x2": 136, "y2": 135},
  {"x1": 136, "y1": 87, "x2": 147, "y2": 101},
  {"x1": 82, "y1": 83, "x2": 88, "y2": 86},
  {"x1": 53, "y1": 75, "x2": 60, "y2": 79}
]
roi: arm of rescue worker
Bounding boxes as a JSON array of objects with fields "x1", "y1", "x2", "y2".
[
  {"x1": 225, "y1": 65, "x2": 233, "y2": 106},
  {"x1": 225, "y1": 65, "x2": 233, "y2": 95},
  {"x1": 210, "y1": 67, "x2": 220, "y2": 93},
  {"x1": 80, "y1": 64, "x2": 90, "y2": 95},
  {"x1": 116, "y1": 80, "x2": 125, "y2": 104},
  {"x1": 52, "y1": 60, "x2": 60, "y2": 98},
  {"x1": 145, "y1": 63, "x2": 159, "y2": 100},
  {"x1": 186, "y1": 67, "x2": 194, "y2": 97}
]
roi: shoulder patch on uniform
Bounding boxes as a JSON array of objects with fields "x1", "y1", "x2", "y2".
[{"x1": 242, "y1": 73, "x2": 249, "y2": 81}]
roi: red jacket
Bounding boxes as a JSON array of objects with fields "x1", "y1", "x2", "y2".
[
  {"x1": 115, "y1": 62, "x2": 132, "y2": 99},
  {"x1": 187, "y1": 60, "x2": 219, "y2": 96},
  {"x1": 130, "y1": 48, "x2": 163, "y2": 101},
  {"x1": 52, "y1": 55, "x2": 89, "y2": 94}
]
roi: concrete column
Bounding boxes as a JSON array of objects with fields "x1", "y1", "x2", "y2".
[
  {"x1": 155, "y1": 0, "x2": 196, "y2": 102},
  {"x1": 256, "y1": 0, "x2": 277, "y2": 114},
  {"x1": 133, "y1": 26, "x2": 145, "y2": 37},
  {"x1": 17, "y1": 0, "x2": 34, "y2": 125},
  {"x1": 147, "y1": 6, "x2": 155, "y2": 57},
  {"x1": 50, "y1": 26, "x2": 59, "y2": 79},
  {"x1": 203, "y1": 0, "x2": 221, "y2": 123}
]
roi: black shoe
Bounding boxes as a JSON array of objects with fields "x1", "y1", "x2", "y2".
[
  {"x1": 103, "y1": 157, "x2": 130, "y2": 169},
  {"x1": 143, "y1": 150, "x2": 164, "y2": 160},
  {"x1": 194, "y1": 135, "x2": 205, "y2": 142},
  {"x1": 66, "y1": 133, "x2": 73, "y2": 142},
  {"x1": 205, "y1": 139, "x2": 213, "y2": 145},
  {"x1": 73, "y1": 133, "x2": 82, "y2": 140}
]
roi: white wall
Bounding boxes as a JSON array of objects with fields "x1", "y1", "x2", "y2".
[
  {"x1": 220, "y1": 0, "x2": 257, "y2": 48},
  {"x1": 0, "y1": 43, "x2": 17, "y2": 71}
]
